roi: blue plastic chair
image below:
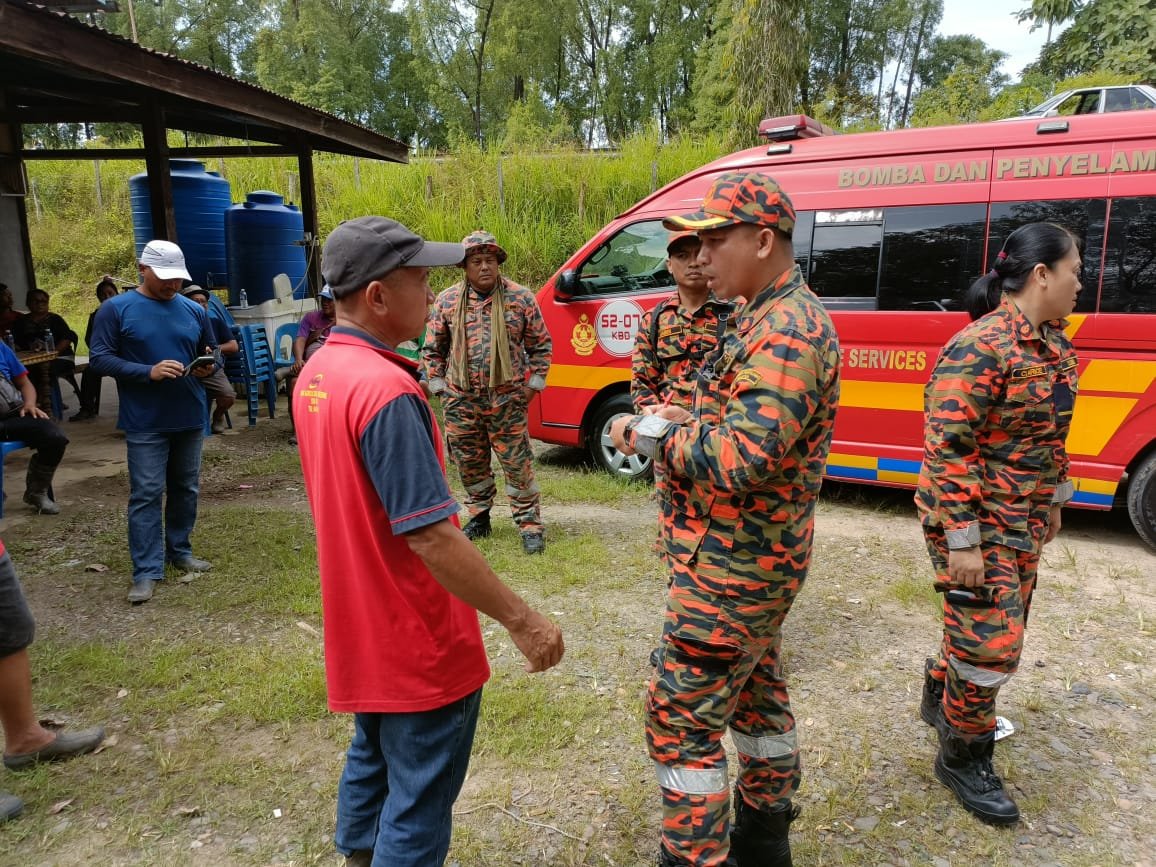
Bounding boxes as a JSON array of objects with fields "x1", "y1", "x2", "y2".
[
  {"x1": 238, "y1": 325, "x2": 276, "y2": 420},
  {"x1": 219, "y1": 325, "x2": 279, "y2": 428},
  {"x1": 222, "y1": 327, "x2": 257, "y2": 428},
  {"x1": 1, "y1": 441, "x2": 28, "y2": 518},
  {"x1": 273, "y1": 322, "x2": 297, "y2": 372}
]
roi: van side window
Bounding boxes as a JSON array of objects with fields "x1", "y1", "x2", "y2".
[
  {"x1": 791, "y1": 211, "x2": 815, "y2": 279},
  {"x1": 574, "y1": 220, "x2": 675, "y2": 297},
  {"x1": 808, "y1": 210, "x2": 883, "y2": 308},
  {"x1": 988, "y1": 198, "x2": 1105, "y2": 314},
  {"x1": 1102, "y1": 197, "x2": 1156, "y2": 313},
  {"x1": 879, "y1": 204, "x2": 986, "y2": 311}
]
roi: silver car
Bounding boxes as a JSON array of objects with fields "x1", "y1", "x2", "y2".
[{"x1": 1013, "y1": 84, "x2": 1156, "y2": 119}]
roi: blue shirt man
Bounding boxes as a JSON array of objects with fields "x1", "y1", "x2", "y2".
[{"x1": 90, "y1": 240, "x2": 216, "y2": 605}]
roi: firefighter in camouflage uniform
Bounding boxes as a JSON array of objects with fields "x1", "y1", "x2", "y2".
[
  {"x1": 917, "y1": 222, "x2": 1082, "y2": 826},
  {"x1": 424, "y1": 231, "x2": 553, "y2": 554},
  {"x1": 632, "y1": 231, "x2": 734, "y2": 416},
  {"x1": 612, "y1": 172, "x2": 841, "y2": 867},
  {"x1": 632, "y1": 231, "x2": 735, "y2": 566}
]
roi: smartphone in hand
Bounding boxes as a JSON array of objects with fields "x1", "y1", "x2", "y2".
[{"x1": 183, "y1": 355, "x2": 217, "y2": 375}]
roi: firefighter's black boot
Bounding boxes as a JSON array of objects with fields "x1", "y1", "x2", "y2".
[
  {"x1": 730, "y1": 791, "x2": 799, "y2": 867},
  {"x1": 934, "y1": 725, "x2": 1019, "y2": 825},
  {"x1": 921, "y1": 656, "x2": 944, "y2": 727},
  {"x1": 462, "y1": 510, "x2": 491, "y2": 540}
]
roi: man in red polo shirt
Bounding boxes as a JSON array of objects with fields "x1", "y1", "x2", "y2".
[{"x1": 294, "y1": 216, "x2": 564, "y2": 867}]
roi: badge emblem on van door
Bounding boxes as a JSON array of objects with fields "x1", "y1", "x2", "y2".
[{"x1": 571, "y1": 314, "x2": 597, "y2": 357}]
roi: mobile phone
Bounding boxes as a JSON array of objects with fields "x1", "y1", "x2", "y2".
[
  {"x1": 183, "y1": 355, "x2": 217, "y2": 375},
  {"x1": 945, "y1": 588, "x2": 991, "y2": 607}
]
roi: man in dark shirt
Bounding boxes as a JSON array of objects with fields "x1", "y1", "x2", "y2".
[{"x1": 90, "y1": 241, "x2": 217, "y2": 604}]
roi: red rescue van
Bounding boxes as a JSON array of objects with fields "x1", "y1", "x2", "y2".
[{"x1": 527, "y1": 110, "x2": 1156, "y2": 548}]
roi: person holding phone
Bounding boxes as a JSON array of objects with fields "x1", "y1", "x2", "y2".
[
  {"x1": 89, "y1": 241, "x2": 218, "y2": 605},
  {"x1": 916, "y1": 222, "x2": 1082, "y2": 826}
]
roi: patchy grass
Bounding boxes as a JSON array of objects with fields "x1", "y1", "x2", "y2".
[{"x1": 1, "y1": 420, "x2": 1154, "y2": 865}]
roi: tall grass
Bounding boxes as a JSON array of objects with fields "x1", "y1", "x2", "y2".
[{"x1": 25, "y1": 130, "x2": 728, "y2": 349}]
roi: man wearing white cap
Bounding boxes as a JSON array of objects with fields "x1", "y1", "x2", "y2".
[{"x1": 90, "y1": 240, "x2": 218, "y2": 604}]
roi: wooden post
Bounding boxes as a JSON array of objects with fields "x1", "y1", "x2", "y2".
[
  {"x1": 353, "y1": 157, "x2": 361, "y2": 190},
  {"x1": 651, "y1": 160, "x2": 659, "y2": 192},
  {"x1": 424, "y1": 174, "x2": 433, "y2": 204},
  {"x1": 30, "y1": 178, "x2": 42, "y2": 220},
  {"x1": 578, "y1": 180, "x2": 585, "y2": 224},
  {"x1": 287, "y1": 171, "x2": 299, "y2": 204},
  {"x1": 497, "y1": 157, "x2": 505, "y2": 214},
  {"x1": 297, "y1": 145, "x2": 321, "y2": 299},
  {"x1": 93, "y1": 160, "x2": 103, "y2": 210},
  {"x1": 140, "y1": 100, "x2": 176, "y2": 241}
]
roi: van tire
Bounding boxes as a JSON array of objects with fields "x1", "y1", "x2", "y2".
[
  {"x1": 1126, "y1": 452, "x2": 1156, "y2": 551},
  {"x1": 589, "y1": 394, "x2": 653, "y2": 481}
]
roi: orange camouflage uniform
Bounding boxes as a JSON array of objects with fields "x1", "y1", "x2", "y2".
[
  {"x1": 632, "y1": 293, "x2": 735, "y2": 413},
  {"x1": 423, "y1": 278, "x2": 552, "y2": 530},
  {"x1": 623, "y1": 264, "x2": 840, "y2": 866},
  {"x1": 916, "y1": 293, "x2": 1077, "y2": 737}
]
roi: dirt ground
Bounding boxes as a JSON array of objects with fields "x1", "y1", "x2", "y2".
[{"x1": 1, "y1": 413, "x2": 1154, "y2": 866}]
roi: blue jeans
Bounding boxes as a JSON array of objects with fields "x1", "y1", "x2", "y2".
[
  {"x1": 125, "y1": 428, "x2": 204, "y2": 583},
  {"x1": 335, "y1": 689, "x2": 482, "y2": 866}
]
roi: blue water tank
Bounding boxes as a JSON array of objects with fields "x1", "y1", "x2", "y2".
[
  {"x1": 129, "y1": 159, "x2": 231, "y2": 289},
  {"x1": 225, "y1": 191, "x2": 308, "y2": 305}
]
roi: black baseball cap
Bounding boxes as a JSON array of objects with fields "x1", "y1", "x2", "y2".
[{"x1": 322, "y1": 216, "x2": 464, "y2": 298}]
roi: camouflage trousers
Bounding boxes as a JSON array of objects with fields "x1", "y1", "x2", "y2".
[
  {"x1": 647, "y1": 557, "x2": 804, "y2": 866},
  {"x1": 924, "y1": 527, "x2": 1039, "y2": 737},
  {"x1": 442, "y1": 387, "x2": 542, "y2": 532}
]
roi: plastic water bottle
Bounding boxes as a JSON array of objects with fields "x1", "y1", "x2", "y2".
[
  {"x1": 42, "y1": 327, "x2": 55, "y2": 352},
  {"x1": 238, "y1": 286, "x2": 249, "y2": 309}
]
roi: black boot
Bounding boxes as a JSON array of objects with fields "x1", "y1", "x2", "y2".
[
  {"x1": 934, "y1": 725, "x2": 1019, "y2": 825},
  {"x1": 23, "y1": 457, "x2": 60, "y2": 515},
  {"x1": 462, "y1": 510, "x2": 491, "y2": 540},
  {"x1": 921, "y1": 657, "x2": 944, "y2": 727},
  {"x1": 730, "y1": 792, "x2": 799, "y2": 867}
]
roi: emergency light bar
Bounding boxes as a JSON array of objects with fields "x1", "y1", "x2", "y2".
[{"x1": 757, "y1": 114, "x2": 835, "y2": 142}]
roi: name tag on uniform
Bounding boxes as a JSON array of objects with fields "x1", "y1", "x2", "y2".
[
  {"x1": 1010, "y1": 364, "x2": 1047, "y2": 380},
  {"x1": 1058, "y1": 357, "x2": 1079, "y2": 372},
  {"x1": 658, "y1": 326, "x2": 684, "y2": 340}
]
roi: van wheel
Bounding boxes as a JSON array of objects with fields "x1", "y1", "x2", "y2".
[
  {"x1": 1126, "y1": 452, "x2": 1156, "y2": 550},
  {"x1": 589, "y1": 394, "x2": 653, "y2": 481}
]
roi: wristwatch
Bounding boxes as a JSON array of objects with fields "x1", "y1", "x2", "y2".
[{"x1": 945, "y1": 522, "x2": 981, "y2": 550}]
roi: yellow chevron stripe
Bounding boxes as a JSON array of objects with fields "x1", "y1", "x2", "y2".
[
  {"x1": 547, "y1": 364, "x2": 631, "y2": 390},
  {"x1": 840, "y1": 380, "x2": 924, "y2": 413},
  {"x1": 1063, "y1": 314, "x2": 1086, "y2": 339},
  {"x1": 1067, "y1": 396, "x2": 1137, "y2": 456},
  {"x1": 1078, "y1": 360, "x2": 1156, "y2": 394}
]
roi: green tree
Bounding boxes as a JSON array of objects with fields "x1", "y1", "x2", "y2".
[
  {"x1": 255, "y1": 0, "x2": 433, "y2": 146},
  {"x1": 692, "y1": 0, "x2": 807, "y2": 145},
  {"x1": 908, "y1": 45, "x2": 1009, "y2": 126},
  {"x1": 102, "y1": 0, "x2": 264, "y2": 79},
  {"x1": 1016, "y1": 0, "x2": 1082, "y2": 46},
  {"x1": 805, "y1": 0, "x2": 895, "y2": 127},
  {"x1": 1039, "y1": 0, "x2": 1156, "y2": 80}
]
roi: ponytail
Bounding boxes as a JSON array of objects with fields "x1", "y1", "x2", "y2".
[{"x1": 963, "y1": 222, "x2": 1076, "y2": 321}]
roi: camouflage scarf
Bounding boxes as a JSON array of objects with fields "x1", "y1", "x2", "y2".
[{"x1": 448, "y1": 277, "x2": 513, "y2": 390}]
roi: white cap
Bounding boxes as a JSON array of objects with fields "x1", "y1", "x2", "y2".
[{"x1": 139, "y1": 240, "x2": 191, "y2": 281}]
